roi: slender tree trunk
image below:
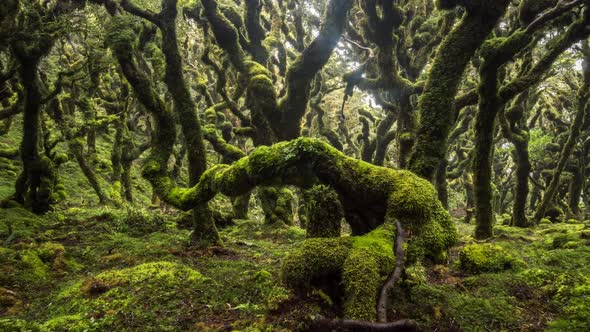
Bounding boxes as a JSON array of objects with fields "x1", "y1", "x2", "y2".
[
  {"x1": 511, "y1": 139, "x2": 531, "y2": 227},
  {"x1": 70, "y1": 140, "x2": 108, "y2": 204},
  {"x1": 436, "y1": 158, "x2": 449, "y2": 209},
  {"x1": 473, "y1": 67, "x2": 500, "y2": 239},
  {"x1": 464, "y1": 173, "x2": 475, "y2": 223},
  {"x1": 568, "y1": 164, "x2": 584, "y2": 218}
]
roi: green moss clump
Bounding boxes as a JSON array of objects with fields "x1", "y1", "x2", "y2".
[
  {"x1": 0, "y1": 207, "x2": 44, "y2": 243},
  {"x1": 0, "y1": 239, "x2": 81, "y2": 289},
  {"x1": 258, "y1": 187, "x2": 294, "y2": 225},
  {"x1": 342, "y1": 224, "x2": 395, "y2": 320},
  {"x1": 342, "y1": 247, "x2": 382, "y2": 320},
  {"x1": 281, "y1": 237, "x2": 353, "y2": 288},
  {"x1": 406, "y1": 204, "x2": 457, "y2": 264},
  {"x1": 42, "y1": 314, "x2": 91, "y2": 331},
  {"x1": 281, "y1": 223, "x2": 397, "y2": 320},
  {"x1": 459, "y1": 244, "x2": 516, "y2": 274},
  {"x1": 37, "y1": 242, "x2": 65, "y2": 262},
  {"x1": 115, "y1": 207, "x2": 168, "y2": 236},
  {"x1": 552, "y1": 231, "x2": 590, "y2": 249},
  {"x1": 47, "y1": 262, "x2": 206, "y2": 331},
  {"x1": 540, "y1": 218, "x2": 552, "y2": 224},
  {"x1": 304, "y1": 184, "x2": 343, "y2": 238},
  {"x1": 0, "y1": 248, "x2": 49, "y2": 287},
  {"x1": 493, "y1": 225, "x2": 535, "y2": 242}
]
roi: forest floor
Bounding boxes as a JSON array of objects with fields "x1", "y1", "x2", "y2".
[{"x1": 0, "y1": 204, "x2": 589, "y2": 332}]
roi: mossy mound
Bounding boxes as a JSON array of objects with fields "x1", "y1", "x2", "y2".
[
  {"x1": 394, "y1": 281, "x2": 523, "y2": 332},
  {"x1": 552, "y1": 231, "x2": 590, "y2": 249},
  {"x1": 282, "y1": 223, "x2": 399, "y2": 320},
  {"x1": 0, "y1": 241, "x2": 79, "y2": 289},
  {"x1": 343, "y1": 224, "x2": 396, "y2": 320},
  {"x1": 0, "y1": 207, "x2": 44, "y2": 244},
  {"x1": 113, "y1": 207, "x2": 169, "y2": 236},
  {"x1": 459, "y1": 243, "x2": 516, "y2": 274},
  {"x1": 407, "y1": 206, "x2": 457, "y2": 263},
  {"x1": 0, "y1": 318, "x2": 43, "y2": 332},
  {"x1": 493, "y1": 225, "x2": 535, "y2": 242},
  {"x1": 44, "y1": 261, "x2": 207, "y2": 331},
  {"x1": 282, "y1": 237, "x2": 353, "y2": 288},
  {"x1": 544, "y1": 206, "x2": 564, "y2": 223}
]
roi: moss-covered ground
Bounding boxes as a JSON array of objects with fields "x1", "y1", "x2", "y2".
[{"x1": 0, "y1": 202, "x2": 588, "y2": 331}]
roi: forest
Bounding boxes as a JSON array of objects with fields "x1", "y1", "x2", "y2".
[{"x1": 0, "y1": 0, "x2": 590, "y2": 331}]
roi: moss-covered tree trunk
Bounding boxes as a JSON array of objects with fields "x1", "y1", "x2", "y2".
[
  {"x1": 473, "y1": 63, "x2": 501, "y2": 239},
  {"x1": 435, "y1": 158, "x2": 449, "y2": 210},
  {"x1": 568, "y1": 162, "x2": 584, "y2": 218},
  {"x1": 160, "y1": 0, "x2": 219, "y2": 245},
  {"x1": 511, "y1": 137, "x2": 532, "y2": 226},
  {"x1": 471, "y1": 2, "x2": 590, "y2": 237},
  {"x1": 70, "y1": 139, "x2": 108, "y2": 204},
  {"x1": 464, "y1": 173, "x2": 475, "y2": 223},
  {"x1": 12, "y1": 43, "x2": 57, "y2": 213},
  {"x1": 408, "y1": 1, "x2": 510, "y2": 181},
  {"x1": 304, "y1": 184, "x2": 343, "y2": 238},
  {"x1": 197, "y1": 0, "x2": 354, "y2": 225}
]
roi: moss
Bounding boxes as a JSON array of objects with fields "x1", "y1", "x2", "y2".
[
  {"x1": 393, "y1": 282, "x2": 522, "y2": 331},
  {"x1": 493, "y1": 225, "x2": 535, "y2": 242},
  {"x1": 548, "y1": 281, "x2": 590, "y2": 331},
  {"x1": 281, "y1": 223, "x2": 397, "y2": 320},
  {"x1": 37, "y1": 242, "x2": 65, "y2": 262},
  {"x1": 0, "y1": 207, "x2": 44, "y2": 243},
  {"x1": 42, "y1": 314, "x2": 91, "y2": 331},
  {"x1": 540, "y1": 218, "x2": 552, "y2": 224},
  {"x1": 304, "y1": 184, "x2": 343, "y2": 238},
  {"x1": 281, "y1": 237, "x2": 352, "y2": 288},
  {"x1": 258, "y1": 187, "x2": 294, "y2": 225},
  {"x1": 342, "y1": 247, "x2": 382, "y2": 320},
  {"x1": 459, "y1": 244, "x2": 516, "y2": 274},
  {"x1": 47, "y1": 262, "x2": 206, "y2": 330},
  {"x1": 20, "y1": 249, "x2": 50, "y2": 278},
  {"x1": 409, "y1": 0, "x2": 511, "y2": 180},
  {"x1": 342, "y1": 224, "x2": 395, "y2": 320},
  {"x1": 0, "y1": 318, "x2": 42, "y2": 332},
  {"x1": 552, "y1": 231, "x2": 590, "y2": 249},
  {"x1": 115, "y1": 207, "x2": 168, "y2": 236}
]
